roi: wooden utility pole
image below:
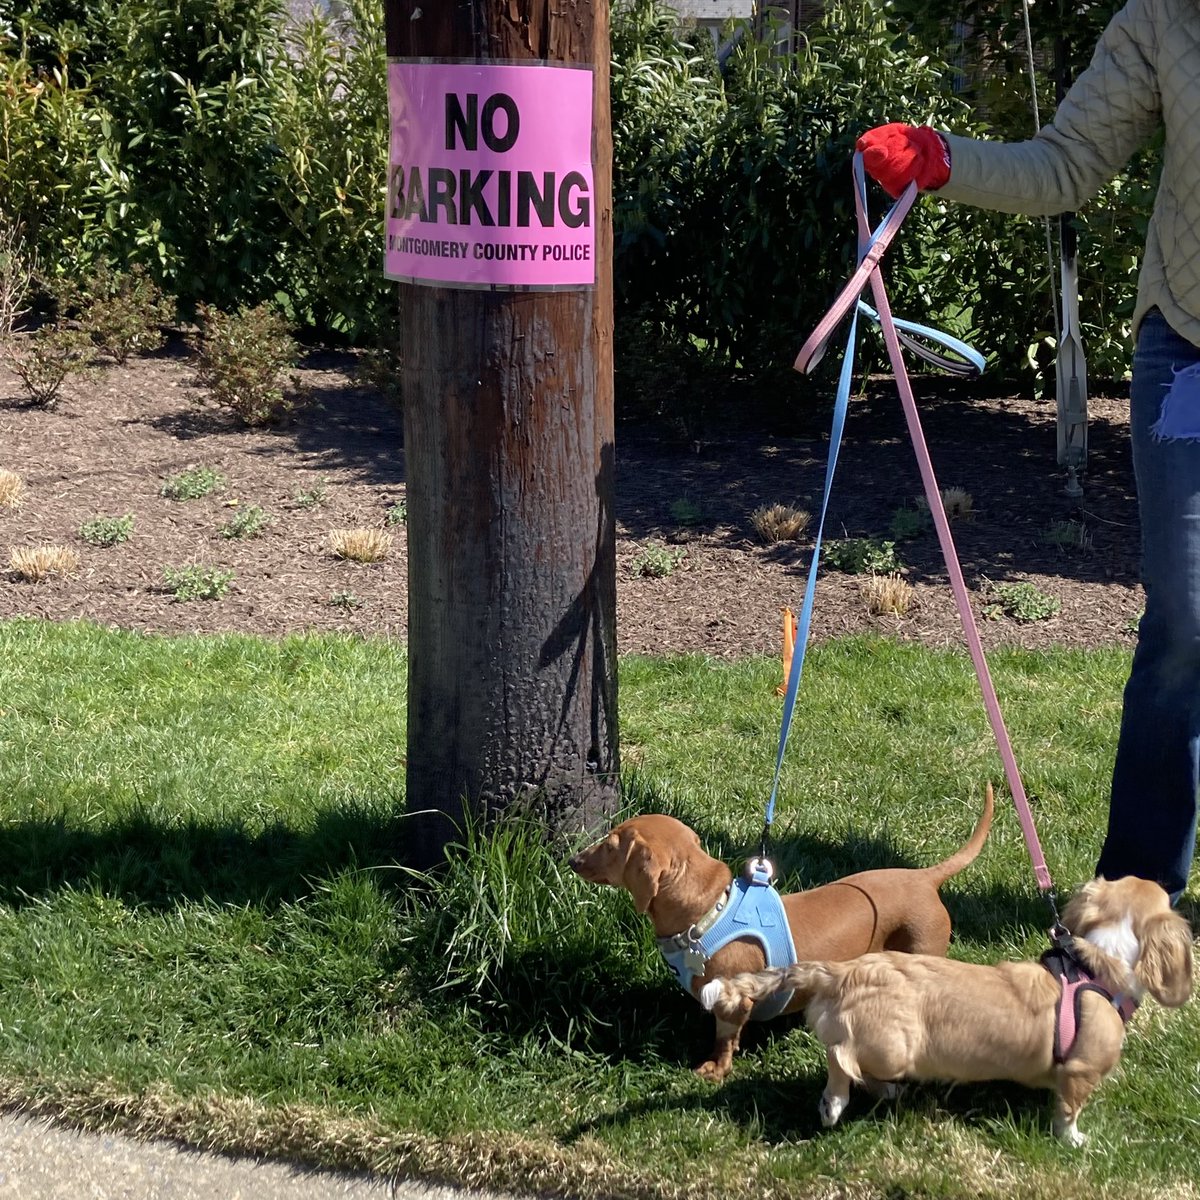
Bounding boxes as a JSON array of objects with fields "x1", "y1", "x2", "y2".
[{"x1": 383, "y1": 1, "x2": 618, "y2": 863}]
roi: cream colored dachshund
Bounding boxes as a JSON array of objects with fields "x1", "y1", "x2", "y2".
[{"x1": 701, "y1": 875, "x2": 1193, "y2": 1144}]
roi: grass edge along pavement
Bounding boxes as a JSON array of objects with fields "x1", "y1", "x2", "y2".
[{"x1": 0, "y1": 618, "x2": 1198, "y2": 1200}]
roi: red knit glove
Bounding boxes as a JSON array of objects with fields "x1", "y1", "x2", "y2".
[{"x1": 856, "y1": 124, "x2": 951, "y2": 198}]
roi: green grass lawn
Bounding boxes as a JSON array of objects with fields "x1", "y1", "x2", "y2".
[{"x1": 0, "y1": 617, "x2": 1196, "y2": 1200}]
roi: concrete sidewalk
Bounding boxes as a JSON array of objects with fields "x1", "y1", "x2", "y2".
[{"x1": 0, "y1": 1112, "x2": 511, "y2": 1200}]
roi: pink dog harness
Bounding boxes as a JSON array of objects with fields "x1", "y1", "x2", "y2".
[{"x1": 1040, "y1": 946, "x2": 1138, "y2": 1063}]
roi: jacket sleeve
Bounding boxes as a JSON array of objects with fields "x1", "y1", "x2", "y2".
[{"x1": 936, "y1": 0, "x2": 1162, "y2": 216}]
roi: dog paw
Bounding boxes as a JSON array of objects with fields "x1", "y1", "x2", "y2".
[
  {"x1": 819, "y1": 1091, "x2": 848, "y2": 1127},
  {"x1": 1054, "y1": 1120, "x2": 1087, "y2": 1148},
  {"x1": 694, "y1": 1060, "x2": 730, "y2": 1084}
]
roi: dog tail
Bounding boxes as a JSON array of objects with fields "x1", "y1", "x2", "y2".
[
  {"x1": 925, "y1": 781, "x2": 994, "y2": 884},
  {"x1": 699, "y1": 963, "x2": 832, "y2": 1022}
]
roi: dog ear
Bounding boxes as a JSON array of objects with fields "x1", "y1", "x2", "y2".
[
  {"x1": 1134, "y1": 911, "x2": 1194, "y2": 1007},
  {"x1": 623, "y1": 840, "x2": 664, "y2": 913},
  {"x1": 1060, "y1": 877, "x2": 1104, "y2": 931}
]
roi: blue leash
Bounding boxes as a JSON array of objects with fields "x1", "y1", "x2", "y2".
[{"x1": 760, "y1": 159, "x2": 985, "y2": 851}]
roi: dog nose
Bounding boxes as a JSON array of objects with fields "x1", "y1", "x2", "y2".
[{"x1": 568, "y1": 852, "x2": 584, "y2": 873}]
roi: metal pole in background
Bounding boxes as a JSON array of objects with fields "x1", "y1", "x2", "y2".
[{"x1": 1055, "y1": 33, "x2": 1088, "y2": 499}]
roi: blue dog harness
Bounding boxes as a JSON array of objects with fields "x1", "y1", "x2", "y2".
[{"x1": 656, "y1": 860, "x2": 798, "y2": 1020}]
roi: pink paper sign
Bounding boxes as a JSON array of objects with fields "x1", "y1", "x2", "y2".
[{"x1": 385, "y1": 60, "x2": 596, "y2": 289}]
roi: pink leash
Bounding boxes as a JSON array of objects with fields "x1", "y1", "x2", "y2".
[{"x1": 796, "y1": 157, "x2": 1055, "y2": 898}]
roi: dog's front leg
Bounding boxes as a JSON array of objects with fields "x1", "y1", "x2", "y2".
[
  {"x1": 1053, "y1": 1068, "x2": 1101, "y2": 1147},
  {"x1": 695, "y1": 1013, "x2": 744, "y2": 1082},
  {"x1": 818, "y1": 1049, "x2": 854, "y2": 1127}
]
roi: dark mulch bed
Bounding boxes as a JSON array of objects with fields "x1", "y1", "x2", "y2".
[{"x1": 0, "y1": 340, "x2": 1142, "y2": 658}]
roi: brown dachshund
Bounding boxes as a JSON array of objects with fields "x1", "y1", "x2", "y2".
[
  {"x1": 569, "y1": 785, "x2": 993, "y2": 1081},
  {"x1": 701, "y1": 875, "x2": 1193, "y2": 1144}
]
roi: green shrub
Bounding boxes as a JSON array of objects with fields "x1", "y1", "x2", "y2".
[
  {"x1": 668, "y1": 497, "x2": 704, "y2": 526},
  {"x1": 77, "y1": 263, "x2": 175, "y2": 363},
  {"x1": 269, "y1": 0, "x2": 390, "y2": 340},
  {"x1": 384, "y1": 500, "x2": 407, "y2": 527},
  {"x1": 162, "y1": 563, "x2": 233, "y2": 601},
  {"x1": 193, "y1": 302, "x2": 303, "y2": 426},
  {"x1": 1, "y1": 0, "x2": 1155, "y2": 373},
  {"x1": 79, "y1": 514, "x2": 134, "y2": 546},
  {"x1": 824, "y1": 537, "x2": 901, "y2": 574},
  {"x1": 631, "y1": 542, "x2": 685, "y2": 578},
  {"x1": 0, "y1": 22, "x2": 108, "y2": 283},
  {"x1": 889, "y1": 505, "x2": 932, "y2": 541},
  {"x1": 160, "y1": 466, "x2": 226, "y2": 501},
  {"x1": 1040, "y1": 519, "x2": 1092, "y2": 551},
  {"x1": 292, "y1": 479, "x2": 328, "y2": 510},
  {"x1": 3, "y1": 324, "x2": 91, "y2": 407},
  {"x1": 218, "y1": 504, "x2": 270, "y2": 540},
  {"x1": 984, "y1": 581, "x2": 1060, "y2": 623},
  {"x1": 328, "y1": 589, "x2": 364, "y2": 611}
]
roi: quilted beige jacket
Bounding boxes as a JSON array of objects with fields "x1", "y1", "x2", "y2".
[{"x1": 938, "y1": 0, "x2": 1200, "y2": 346}]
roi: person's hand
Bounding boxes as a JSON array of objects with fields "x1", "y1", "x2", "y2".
[{"x1": 856, "y1": 124, "x2": 951, "y2": 198}]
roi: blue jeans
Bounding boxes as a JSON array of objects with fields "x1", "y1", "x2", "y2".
[{"x1": 1096, "y1": 309, "x2": 1200, "y2": 902}]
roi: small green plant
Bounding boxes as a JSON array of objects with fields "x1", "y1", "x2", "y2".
[
  {"x1": 4, "y1": 324, "x2": 91, "y2": 408},
  {"x1": 1040, "y1": 519, "x2": 1092, "y2": 551},
  {"x1": 79, "y1": 514, "x2": 134, "y2": 547},
  {"x1": 385, "y1": 500, "x2": 408, "y2": 527},
  {"x1": 824, "y1": 538, "x2": 902, "y2": 575},
  {"x1": 163, "y1": 564, "x2": 234, "y2": 601},
  {"x1": 293, "y1": 479, "x2": 329, "y2": 509},
  {"x1": 160, "y1": 466, "x2": 227, "y2": 501},
  {"x1": 984, "y1": 581, "x2": 1061, "y2": 623},
  {"x1": 631, "y1": 542, "x2": 685, "y2": 578},
  {"x1": 889, "y1": 505, "x2": 932, "y2": 541},
  {"x1": 218, "y1": 504, "x2": 270, "y2": 539},
  {"x1": 80, "y1": 263, "x2": 175, "y2": 364},
  {"x1": 1125, "y1": 607, "x2": 1145, "y2": 635},
  {"x1": 329, "y1": 590, "x2": 365, "y2": 611},
  {"x1": 669, "y1": 497, "x2": 704, "y2": 526},
  {"x1": 193, "y1": 302, "x2": 305, "y2": 426}
]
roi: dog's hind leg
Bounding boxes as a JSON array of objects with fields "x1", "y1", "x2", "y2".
[{"x1": 818, "y1": 1045, "x2": 858, "y2": 1127}]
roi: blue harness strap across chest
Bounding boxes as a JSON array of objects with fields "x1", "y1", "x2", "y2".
[{"x1": 657, "y1": 863, "x2": 798, "y2": 1021}]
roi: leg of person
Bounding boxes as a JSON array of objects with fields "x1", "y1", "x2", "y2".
[{"x1": 1098, "y1": 309, "x2": 1200, "y2": 903}]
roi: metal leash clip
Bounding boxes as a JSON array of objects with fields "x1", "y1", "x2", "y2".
[{"x1": 742, "y1": 857, "x2": 776, "y2": 883}]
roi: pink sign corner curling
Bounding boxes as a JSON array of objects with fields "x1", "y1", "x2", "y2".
[{"x1": 385, "y1": 60, "x2": 596, "y2": 290}]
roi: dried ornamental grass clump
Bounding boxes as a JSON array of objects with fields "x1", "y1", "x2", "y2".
[
  {"x1": 10, "y1": 544, "x2": 80, "y2": 581},
  {"x1": 917, "y1": 487, "x2": 975, "y2": 522},
  {"x1": 862, "y1": 572, "x2": 914, "y2": 617},
  {"x1": 0, "y1": 468, "x2": 26, "y2": 509},
  {"x1": 329, "y1": 527, "x2": 392, "y2": 563},
  {"x1": 751, "y1": 503, "x2": 811, "y2": 544}
]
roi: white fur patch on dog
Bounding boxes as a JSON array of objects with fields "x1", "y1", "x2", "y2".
[
  {"x1": 699, "y1": 980, "x2": 724, "y2": 1011},
  {"x1": 1085, "y1": 916, "x2": 1139, "y2": 967}
]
